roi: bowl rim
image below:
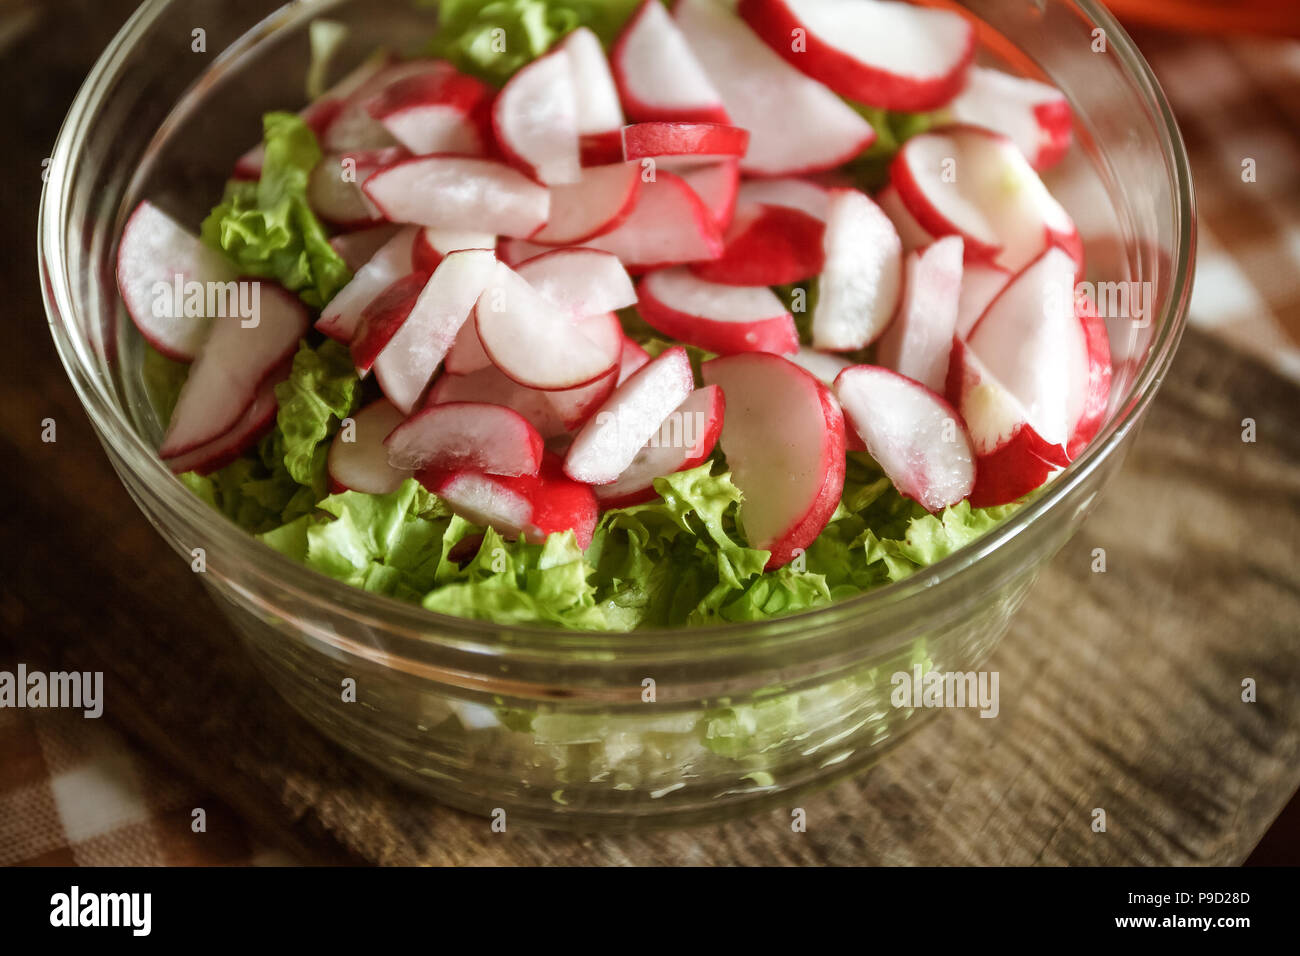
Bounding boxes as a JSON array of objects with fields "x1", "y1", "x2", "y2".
[{"x1": 38, "y1": 0, "x2": 1195, "y2": 660}]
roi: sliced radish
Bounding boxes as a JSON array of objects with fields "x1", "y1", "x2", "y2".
[
  {"x1": 783, "y1": 346, "x2": 851, "y2": 386},
  {"x1": 949, "y1": 67, "x2": 1072, "y2": 171},
  {"x1": 678, "y1": 160, "x2": 740, "y2": 229},
  {"x1": 429, "y1": 365, "x2": 568, "y2": 438},
  {"x1": 385, "y1": 401, "x2": 543, "y2": 475},
  {"x1": 327, "y1": 399, "x2": 414, "y2": 494},
  {"x1": 595, "y1": 385, "x2": 725, "y2": 508},
  {"x1": 330, "y1": 223, "x2": 401, "y2": 272},
  {"x1": 736, "y1": 177, "x2": 830, "y2": 221},
  {"x1": 891, "y1": 125, "x2": 1081, "y2": 273},
  {"x1": 1067, "y1": 292, "x2": 1111, "y2": 459},
  {"x1": 530, "y1": 162, "x2": 641, "y2": 246},
  {"x1": 324, "y1": 59, "x2": 446, "y2": 153},
  {"x1": 365, "y1": 64, "x2": 491, "y2": 156},
  {"x1": 835, "y1": 365, "x2": 974, "y2": 512},
  {"x1": 966, "y1": 247, "x2": 1087, "y2": 451},
  {"x1": 945, "y1": 337, "x2": 1067, "y2": 507},
  {"x1": 560, "y1": 27, "x2": 625, "y2": 144},
  {"x1": 954, "y1": 261, "x2": 1011, "y2": 338},
  {"x1": 543, "y1": 366, "x2": 621, "y2": 432},
  {"x1": 618, "y1": 336, "x2": 652, "y2": 385},
  {"x1": 515, "y1": 249, "x2": 637, "y2": 316},
  {"x1": 498, "y1": 237, "x2": 551, "y2": 267},
  {"x1": 876, "y1": 183, "x2": 933, "y2": 252},
  {"x1": 579, "y1": 169, "x2": 724, "y2": 270},
  {"x1": 372, "y1": 249, "x2": 498, "y2": 413},
  {"x1": 738, "y1": 0, "x2": 975, "y2": 111},
  {"x1": 638, "y1": 268, "x2": 798, "y2": 355},
  {"x1": 411, "y1": 228, "x2": 496, "y2": 273},
  {"x1": 621, "y1": 122, "x2": 749, "y2": 167},
  {"x1": 564, "y1": 346, "x2": 695, "y2": 485},
  {"x1": 612, "y1": 0, "x2": 730, "y2": 125},
  {"x1": 522, "y1": 453, "x2": 601, "y2": 547},
  {"x1": 689, "y1": 203, "x2": 825, "y2": 286},
  {"x1": 701, "y1": 352, "x2": 845, "y2": 569},
  {"x1": 474, "y1": 262, "x2": 621, "y2": 390},
  {"x1": 443, "y1": 319, "x2": 493, "y2": 376},
  {"x1": 351, "y1": 272, "x2": 432, "y2": 375},
  {"x1": 164, "y1": 368, "x2": 284, "y2": 475},
  {"x1": 425, "y1": 470, "x2": 535, "y2": 539},
  {"x1": 812, "y1": 188, "x2": 903, "y2": 350},
  {"x1": 158, "y1": 286, "x2": 309, "y2": 458},
  {"x1": 307, "y1": 147, "x2": 409, "y2": 228},
  {"x1": 875, "y1": 236, "x2": 964, "y2": 392},
  {"x1": 492, "y1": 49, "x2": 582, "y2": 186},
  {"x1": 116, "y1": 201, "x2": 239, "y2": 361},
  {"x1": 362, "y1": 156, "x2": 550, "y2": 237},
  {"x1": 316, "y1": 226, "x2": 418, "y2": 343},
  {"x1": 675, "y1": 0, "x2": 875, "y2": 176}
]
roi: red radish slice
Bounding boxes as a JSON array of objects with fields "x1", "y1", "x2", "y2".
[
  {"x1": 689, "y1": 203, "x2": 825, "y2": 286},
  {"x1": 544, "y1": 366, "x2": 621, "y2": 432},
  {"x1": 954, "y1": 262, "x2": 1011, "y2": 338},
  {"x1": 783, "y1": 346, "x2": 850, "y2": 386},
  {"x1": 738, "y1": 0, "x2": 975, "y2": 111},
  {"x1": 580, "y1": 170, "x2": 724, "y2": 270},
  {"x1": 612, "y1": 0, "x2": 730, "y2": 125},
  {"x1": 116, "y1": 201, "x2": 239, "y2": 362},
  {"x1": 385, "y1": 401, "x2": 543, "y2": 475},
  {"x1": 530, "y1": 163, "x2": 642, "y2": 246},
  {"x1": 515, "y1": 249, "x2": 638, "y2": 316},
  {"x1": 498, "y1": 238, "x2": 551, "y2": 267},
  {"x1": 492, "y1": 49, "x2": 582, "y2": 186},
  {"x1": 621, "y1": 122, "x2": 749, "y2": 166},
  {"x1": 327, "y1": 399, "x2": 414, "y2": 494},
  {"x1": 678, "y1": 160, "x2": 739, "y2": 229},
  {"x1": 522, "y1": 454, "x2": 600, "y2": 547},
  {"x1": 365, "y1": 65, "x2": 491, "y2": 156},
  {"x1": 307, "y1": 147, "x2": 409, "y2": 227},
  {"x1": 164, "y1": 369, "x2": 284, "y2": 476},
  {"x1": 560, "y1": 27, "x2": 625, "y2": 143},
  {"x1": 946, "y1": 337, "x2": 1067, "y2": 507},
  {"x1": 425, "y1": 470, "x2": 535, "y2": 538},
  {"x1": 875, "y1": 236, "x2": 964, "y2": 392},
  {"x1": 876, "y1": 183, "x2": 933, "y2": 252},
  {"x1": 1067, "y1": 292, "x2": 1111, "y2": 459},
  {"x1": 579, "y1": 132, "x2": 625, "y2": 168},
  {"x1": 351, "y1": 272, "x2": 431, "y2": 375},
  {"x1": 158, "y1": 286, "x2": 309, "y2": 458},
  {"x1": 736, "y1": 177, "x2": 830, "y2": 221},
  {"x1": 324, "y1": 60, "x2": 447, "y2": 152},
  {"x1": 411, "y1": 228, "x2": 496, "y2": 273},
  {"x1": 891, "y1": 125, "x2": 1080, "y2": 273},
  {"x1": 835, "y1": 365, "x2": 975, "y2": 512},
  {"x1": 363, "y1": 156, "x2": 550, "y2": 237},
  {"x1": 701, "y1": 352, "x2": 845, "y2": 569},
  {"x1": 595, "y1": 385, "x2": 725, "y2": 508},
  {"x1": 474, "y1": 262, "x2": 621, "y2": 390},
  {"x1": 373, "y1": 249, "x2": 498, "y2": 413},
  {"x1": 812, "y1": 188, "x2": 903, "y2": 350},
  {"x1": 316, "y1": 226, "x2": 418, "y2": 343},
  {"x1": 429, "y1": 365, "x2": 568, "y2": 438},
  {"x1": 443, "y1": 319, "x2": 493, "y2": 376},
  {"x1": 564, "y1": 346, "x2": 695, "y2": 485},
  {"x1": 949, "y1": 67, "x2": 1072, "y2": 171},
  {"x1": 675, "y1": 0, "x2": 875, "y2": 176},
  {"x1": 638, "y1": 268, "x2": 798, "y2": 355},
  {"x1": 330, "y1": 224, "x2": 401, "y2": 272},
  {"x1": 618, "y1": 337, "x2": 651, "y2": 385},
  {"x1": 966, "y1": 247, "x2": 1087, "y2": 451}
]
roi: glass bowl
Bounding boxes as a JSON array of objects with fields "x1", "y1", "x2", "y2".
[{"x1": 39, "y1": 0, "x2": 1194, "y2": 829}]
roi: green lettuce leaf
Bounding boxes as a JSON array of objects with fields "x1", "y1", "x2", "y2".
[
  {"x1": 841, "y1": 104, "x2": 943, "y2": 192},
  {"x1": 273, "y1": 339, "x2": 361, "y2": 497},
  {"x1": 200, "y1": 111, "x2": 351, "y2": 308}
]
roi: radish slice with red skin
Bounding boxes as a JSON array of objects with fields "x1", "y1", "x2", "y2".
[
  {"x1": 330, "y1": 224, "x2": 401, "y2": 272},
  {"x1": 307, "y1": 147, "x2": 410, "y2": 228},
  {"x1": 515, "y1": 249, "x2": 638, "y2": 316},
  {"x1": 424, "y1": 470, "x2": 536, "y2": 538},
  {"x1": 498, "y1": 238, "x2": 551, "y2": 267},
  {"x1": 491, "y1": 49, "x2": 582, "y2": 186},
  {"x1": 158, "y1": 286, "x2": 309, "y2": 458},
  {"x1": 674, "y1": 0, "x2": 875, "y2": 177},
  {"x1": 618, "y1": 337, "x2": 651, "y2": 385},
  {"x1": 738, "y1": 0, "x2": 976, "y2": 112},
  {"x1": 579, "y1": 170, "x2": 724, "y2": 271},
  {"x1": 350, "y1": 272, "x2": 432, "y2": 375},
  {"x1": 811, "y1": 188, "x2": 903, "y2": 351},
  {"x1": 621, "y1": 122, "x2": 749, "y2": 166},
  {"x1": 362, "y1": 156, "x2": 550, "y2": 237},
  {"x1": 783, "y1": 347, "x2": 851, "y2": 386},
  {"x1": 365, "y1": 65, "x2": 492, "y2": 156},
  {"x1": 560, "y1": 27, "x2": 625, "y2": 144},
  {"x1": 317, "y1": 226, "x2": 418, "y2": 343},
  {"x1": 443, "y1": 318, "x2": 493, "y2": 375},
  {"x1": 164, "y1": 368, "x2": 285, "y2": 476},
  {"x1": 875, "y1": 236, "x2": 964, "y2": 393},
  {"x1": 327, "y1": 399, "x2": 414, "y2": 494},
  {"x1": 385, "y1": 401, "x2": 544, "y2": 475},
  {"x1": 372, "y1": 249, "x2": 498, "y2": 413},
  {"x1": 1067, "y1": 291, "x2": 1111, "y2": 459},
  {"x1": 735, "y1": 177, "x2": 830, "y2": 221},
  {"x1": 564, "y1": 346, "x2": 695, "y2": 485},
  {"x1": 876, "y1": 183, "x2": 933, "y2": 252},
  {"x1": 638, "y1": 267, "x2": 798, "y2": 355},
  {"x1": 324, "y1": 59, "x2": 449, "y2": 152},
  {"x1": 428, "y1": 365, "x2": 568, "y2": 438},
  {"x1": 954, "y1": 262, "x2": 1011, "y2": 339},
  {"x1": 411, "y1": 228, "x2": 496, "y2": 273},
  {"x1": 115, "y1": 201, "x2": 240, "y2": 362},
  {"x1": 595, "y1": 385, "x2": 726, "y2": 508},
  {"x1": 701, "y1": 352, "x2": 846, "y2": 569},
  {"x1": 530, "y1": 163, "x2": 642, "y2": 246},
  {"x1": 949, "y1": 67, "x2": 1072, "y2": 171},
  {"x1": 678, "y1": 160, "x2": 740, "y2": 229},
  {"x1": 835, "y1": 365, "x2": 975, "y2": 513},
  {"x1": 688, "y1": 203, "x2": 825, "y2": 286},
  {"x1": 612, "y1": 0, "x2": 730, "y2": 125}
]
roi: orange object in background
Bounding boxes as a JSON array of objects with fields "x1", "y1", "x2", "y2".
[{"x1": 1105, "y1": 0, "x2": 1300, "y2": 37}]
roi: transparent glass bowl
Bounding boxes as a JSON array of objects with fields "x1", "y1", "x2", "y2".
[{"x1": 39, "y1": 0, "x2": 1194, "y2": 829}]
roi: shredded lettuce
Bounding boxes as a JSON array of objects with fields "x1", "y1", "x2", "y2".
[
  {"x1": 200, "y1": 112, "x2": 351, "y2": 308},
  {"x1": 273, "y1": 339, "x2": 360, "y2": 496}
]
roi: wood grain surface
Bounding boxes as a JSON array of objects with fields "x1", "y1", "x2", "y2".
[{"x1": 2, "y1": 0, "x2": 1298, "y2": 866}]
